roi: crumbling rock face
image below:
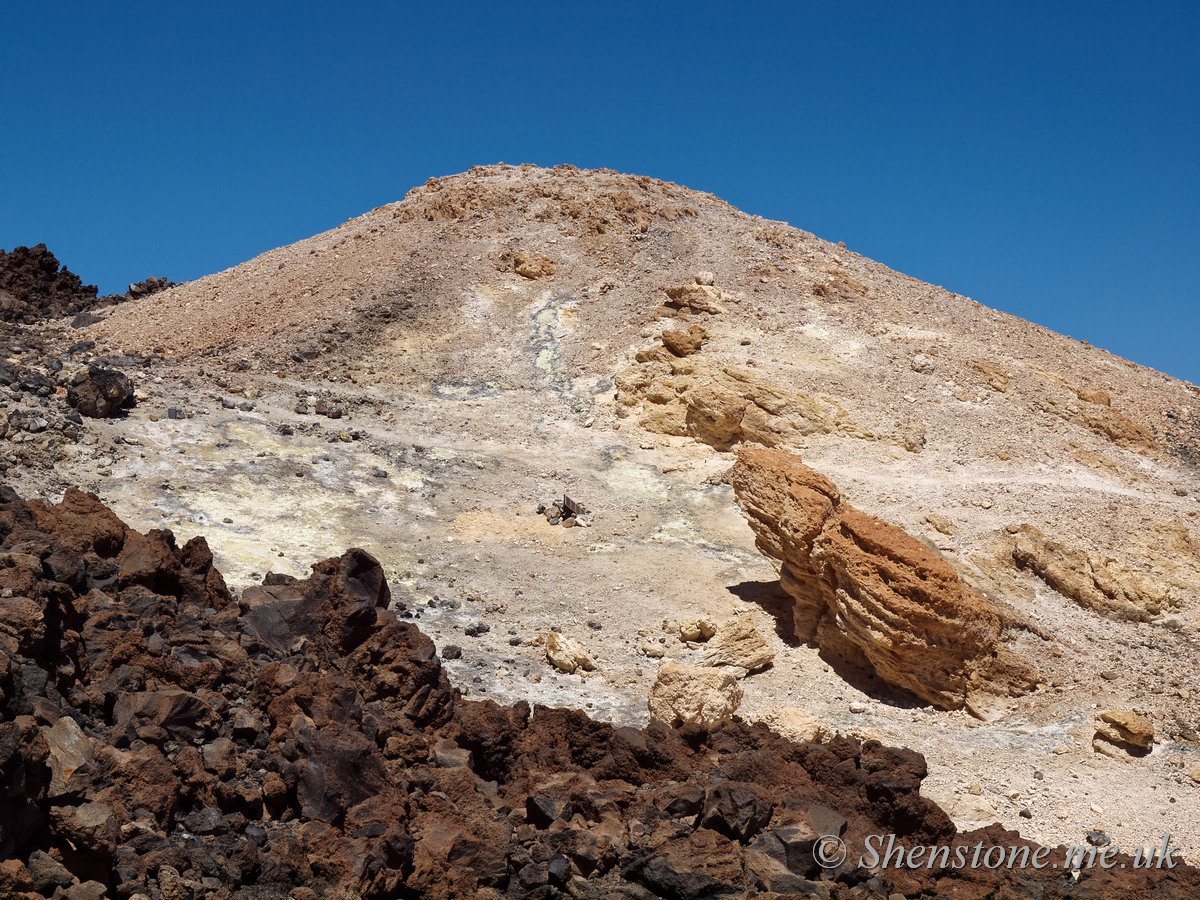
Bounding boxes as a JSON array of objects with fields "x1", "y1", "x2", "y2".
[
  {"x1": 1093, "y1": 709, "x2": 1155, "y2": 759},
  {"x1": 1012, "y1": 524, "x2": 1180, "y2": 621},
  {"x1": 616, "y1": 356, "x2": 872, "y2": 448},
  {"x1": 662, "y1": 281, "x2": 728, "y2": 314},
  {"x1": 730, "y1": 446, "x2": 1039, "y2": 712},
  {"x1": 1026, "y1": 365, "x2": 1156, "y2": 454},
  {"x1": 1, "y1": 484, "x2": 1196, "y2": 899}
]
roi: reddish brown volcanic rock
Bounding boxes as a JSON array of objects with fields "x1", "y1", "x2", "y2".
[
  {"x1": 730, "y1": 446, "x2": 1039, "y2": 712},
  {"x1": 0, "y1": 243, "x2": 174, "y2": 323},
  {"x1": 0, "y1": 484, "x2": 1194, "y2": 898}
]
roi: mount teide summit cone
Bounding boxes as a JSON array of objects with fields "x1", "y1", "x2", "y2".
[{"x1": 26, "y1": 162, "x2": 1200, "y2": 865}]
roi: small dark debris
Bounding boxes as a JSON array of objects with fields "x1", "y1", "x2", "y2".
[{"x1": 441, "y1": 645, "x2": 462, "y2": 660}]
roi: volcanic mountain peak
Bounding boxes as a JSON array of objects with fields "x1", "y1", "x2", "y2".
[{"x1": 0, "y1": 163, "x2": 1197, "y2": 870}]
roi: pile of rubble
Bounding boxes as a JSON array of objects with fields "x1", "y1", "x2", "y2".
[{"x1": 535, "y1": 495, "x2": 591, "y2": 527}]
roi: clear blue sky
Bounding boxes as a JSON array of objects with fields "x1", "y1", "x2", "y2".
[{"x1": 4, "y1": 2, "x2": 1197, "y2": 381}]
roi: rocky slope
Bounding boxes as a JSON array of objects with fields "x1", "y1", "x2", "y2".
[
  {"x1": 1, "y1": 163, "x2": 1199, "y2": 874},
  {"x1": 2, "y1": 485, "x2": 1198, "y2": 899}
]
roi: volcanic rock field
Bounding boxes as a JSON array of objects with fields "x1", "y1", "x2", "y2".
[{"x1": 2, "y1": 163, "x2": 1200, "y2": 898}]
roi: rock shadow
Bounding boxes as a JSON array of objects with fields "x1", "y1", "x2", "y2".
[
  {"x1": 816, "y1": 648, "x2": 930, "y2": 711},
  {"x1": 727, "y1": 578, "x2": 930, "y2": 711},
  {"x1": 726, "y1": 579, "x2": 798, "y2": 646}
]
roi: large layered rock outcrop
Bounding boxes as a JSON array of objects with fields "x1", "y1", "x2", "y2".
[
  {"x1": 1011, "y1": 524, "x2": 1181, "y2": 621},
  {"x1": 615, "y1": 356, "x2": 872, "y2": 448},
  {"x1": 0, "y1": 482, "x2": 1195, "y2": 899},
  {"x1": 730, "y1": 446, "x2": 1039, "y2": 712}
]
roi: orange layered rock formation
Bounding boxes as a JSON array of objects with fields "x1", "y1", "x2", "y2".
[{"x1": 729, "y1": 447, "x2": 1038, "y2": 713}]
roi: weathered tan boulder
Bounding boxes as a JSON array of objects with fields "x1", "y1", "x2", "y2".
[
  {"x1": 729, "y1": 446, "x2": 1038, "y2": 711},
  {"x1": 663, "y1": 283, "x2": 726, "y2": 314},
  {"x1": 512, "y1": 252, "x2": 556, "y2": 279},
  {"x1": 545, "y1": 632, "x2": 596, "y2": 674},
  {"x1": 693, "y1": 616, "x2": 774, "y2": 672},
  {"x1": 640, "y1": 640, "x2": 665, "y2": 658},
  {"x1": 647, "y1": 661, "x2": 743, "y2": 728},
  {"x1": 661, "y1": 324, "x2": 707, "y2": 357},
  {"x1": 1012, "y1": 526, "x2": 1177, "y2": 621},
  {"x1": 1093, "y1": 709, "x2": 1154, "y2": 758},
  {"x1": 679, "y1": 616, "x2": 717, "y2": 642},
  {"x1": 751, "y1": 706, "x2": 821, "y2": 744}
]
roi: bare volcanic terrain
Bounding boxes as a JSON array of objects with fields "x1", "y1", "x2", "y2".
[{"x1": 2, "y1": 163, "x2": 1200, "y2": 896}]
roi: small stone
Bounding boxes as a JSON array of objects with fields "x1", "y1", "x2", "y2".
[
  {"x1": 441, "y1": 645, "x2": 462, "y2": 660},
  {"x1": 849, "y1": 702, "x2": 866, "y2": 714},
  {"x1": 464, "y1": 622, "x2": 490, "y2": 637},
  {"x1": 1085, "y1": 830, "x2": 1110, "y2": 847},
  {"x1": 641, "y1": 640, "x2": 665, "y2": 658},
  {"x1": 1019, "y1": 809, "x2": 1033, "y2": 819},
  {"x1": 545, "y1": 632, "x2": 596, "y2": 673},
  {"x1": 1100, "y1": 670, "x2": 1119, "y2": 681},
  {"x1": 587, "y1": 620, "x2": 602, "y2": 631},
  {"x1": 968, "y1": 783, "x2": 982, "y2": 795}
]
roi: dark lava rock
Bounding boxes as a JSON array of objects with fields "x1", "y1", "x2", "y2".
[
  {"x1": 441, "y1": 644, "x2": 463, "y2": 660},
  {"x1": 0, "y1": 485, "x2": 1193, "y2": 900},
  {"x1": 66, "y1": 366, "x2": 133, "y2": 417},
  {"x1": 0, "y1": 243, "x2": 174, "y2": 322},
  {"x1": 464, "y1": 621, "x2": 490, "y2": 637}
]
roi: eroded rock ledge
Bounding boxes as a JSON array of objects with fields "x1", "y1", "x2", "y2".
[
  {"x1": 0, "y1": 484, "x2": 1196, "y2": 899},
  {"x1": 730, "y1": 447, "x2": 1039, "y2": 714}
]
